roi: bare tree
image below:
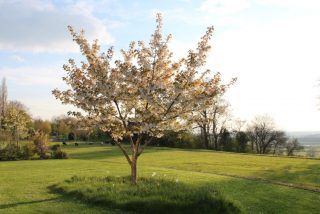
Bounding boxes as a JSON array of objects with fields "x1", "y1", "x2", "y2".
[
  {"x1": 247, "y1": 115, "x2": 286, "y2": 154},
  {"x1": 286, "y1": 138, "x2": 302, "y2": 156},
  {"x1": 232, "y1": 118, "x2": 246, "y2": 132},
  {"x1": 271, "y1": 131, "x2": 287, "y2": 155}
]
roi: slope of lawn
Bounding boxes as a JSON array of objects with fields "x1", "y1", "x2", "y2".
[{"x1": 1, "y1": 143, "x2": 320, "y2": 213}]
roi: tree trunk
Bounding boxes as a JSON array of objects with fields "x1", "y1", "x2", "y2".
[
  {"x1": 199, "y1": 124, "x2": 209, "y2": 149},
  {"x1": 273, "y1": 143, "x2": 277, "y2": 155},
  {"x1": 251, "y1": 141, "x2": 254, "y2": 152},
  {"x1": 203, "y1": 125, "x2": 209, "y2": 149},
  {"x1": 213, "y1": 135, "x2": 218, "y2": 150},
  {"x1": 131, "y1": 157, "x2": 137, "y2": 184},
  {"x1": 255, "y1": 141, "x2": 260, "y2": 154},
  {"x1": 131, "y1": 144, "x2": 139, "y2": 185}
]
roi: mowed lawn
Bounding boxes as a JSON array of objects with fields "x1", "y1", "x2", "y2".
[{"x1": 1, "y1": 144, "x2": 320, "y2": 213}]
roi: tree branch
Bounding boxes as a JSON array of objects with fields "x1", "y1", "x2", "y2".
[
  {"x1": 115, "y1": 140, "x2": 132, "y2": 165},
  {"x1": 113, "y1": 98, "x2": 135, "y2": 148},
  {"x1": 137, "y1": 137, "x2": 153, "y2": 156},
  {"x1": 164, "y1": 93, "x2": 181, "y2": 116},
  {"x1": 113, "y1": 98, "x2": 127, "y2": 129}
]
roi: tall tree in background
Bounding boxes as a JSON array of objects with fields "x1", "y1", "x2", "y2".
[
  {"x1": 52, "y1": 116, "x2": 76, "y2": 140},
  {"x1": 3, "y1": 101, "x2": 32, "y2": 142},
  {"x1": 211, "y1": 99, "x2": 231, "y2": 150},
  {"x1": 219, "y1": 128, "x2": 233, "y2": 151},
  {"x1": 196, "y1": 98, "x2": 233, "y2": 150},
  {"x1": 271, "y1": 131, "x2": 287, "y2": 155},
  {"x1": 33, "y1": 119, "x2": 52, "y2": 135},
  {"x1": 235, "y1": 131, "x2": 248, "y2": 152},
  {"x1": 57, "y1": 120, "x2": 70, "y2": 140},
  {"x1": 0, "y1": 78, "x2": 8, "y2": 129},
  {"x1": 197, "y1": 109, "x2": 210, "y2": 149},
  {"x1": 53, "y1": 14, "x2": 235, "y2": 184}
]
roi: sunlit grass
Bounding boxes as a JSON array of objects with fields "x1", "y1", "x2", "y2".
[{"x1": 1, "y1": 143, "x2": 320, "y2": 213}]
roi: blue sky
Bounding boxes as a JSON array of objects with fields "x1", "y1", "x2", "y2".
[{"x1": 1, "y1": 0, "x2": 320, "y2": 131}]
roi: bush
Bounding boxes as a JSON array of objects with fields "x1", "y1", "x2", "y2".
[
  {"x1": 52, "y1": 149, "x2": 68, "y2": 159},
  {"x1": 50, "y1": 144, "x2": 68, "y2": 159},
  {"x1": 0, "y1": 142, "x2": 37, "y2": 161},
  {"x1": 152, "y1": 131, "x2": 201, "y2": 149},
  {"x1": 178, "y1": 132, "x2": 202, "y2": 149},
  {"x1": 21, "y1": 142, "x2": 36, "y2": 159},
  {"x1": 50, "y1": 144, "x2": 61, "y2": 151},
  {"x1": 0, "y1": 143, "x2": 22, "y2": 160},
  {"x1": 50, "y1": 176, "x2": 240, "y2": 214},
  {"x1": 0, "y1": 140, "x2": 68, "y2": 161},
  {"x1": 0, "y1": 147, "x2": 4, "y2": 160},
  {"x1": 33, "y1": 133, "x2": 49, "y2": 159}
]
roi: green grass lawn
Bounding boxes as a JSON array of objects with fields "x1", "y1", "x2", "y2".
[{"x1": 1, "y1": 143, "x2": 320, "y2": 213}]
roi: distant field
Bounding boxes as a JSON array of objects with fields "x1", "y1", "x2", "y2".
[
  {"x1": 295, "y1": 145, "x2": 320, "y2": 158},
  {"x1": 295, "y1": 138, "x2": 320, "y2": 158},
  {"x1": 298, "y1": 139, "x2": 320, "y2": 146},
  {"x1": 287, "y1": 132, "x2": 320, "y2": 158},
  {"x1": 1, "y1": 143, "x2": 320, "y2": 213}
]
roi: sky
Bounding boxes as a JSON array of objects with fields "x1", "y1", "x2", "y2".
[{"x1": 1, "y1": 0, "x2": 320, "y2": 131}]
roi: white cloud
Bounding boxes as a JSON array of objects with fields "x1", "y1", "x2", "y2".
[
  {"x1": 206, "y1": 14, "x2": 320, "y2": 131},
  {"x1": 200, "y1": 0, "x2": 250, "y2": 15},
  {"x1": 0, "y1": 66, "x2": 64, "y2": 87},
  {"x1": 10, "y1": 55, "x2": 26, "y2": 63},
  {"x1": 0, "y1": 64, "x2": 74, "y2": 119},
  {"x1": 21, "y1": 97, "x2": 75, "y2": 120},
  {"x1": 169, "y1": 38, "x2": 196, "y2": 60},
  {"x1": 162, "y1": 4, "x2": 320, "y2": 130},
  {"x1": 0, "y1": 0, "x2": 113, "y2": 53},
  {"x1": 259, "y1": 0, "x2": 320, "y2": 11}
]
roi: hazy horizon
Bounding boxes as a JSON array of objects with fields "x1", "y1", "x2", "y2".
[{"x1": 1, "y1": 0, "x2": 320, "y2": 131}]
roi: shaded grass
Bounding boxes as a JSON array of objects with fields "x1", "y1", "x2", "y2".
[
  {"x1": 66, "y1": 144, "x2": 157, "y2": 160},
  {"x1": 0, "y1": 198, "x2": 58, "y2": 209},
  {"x1": 50, "y1": 176, "x2": 240, "y2": 214}
]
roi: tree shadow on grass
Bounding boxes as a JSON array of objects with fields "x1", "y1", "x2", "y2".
[
  {"x1": 69, "y1": 148, "x2": 124, "y2": 160},
  {"x1": 48, "y1": 176, "x2": 240, "y2": 214},
  {"x1": 0, "y1": 198, "x2": 58, "y2": 209},
  {"x1": 69, "y1": 146, "x2": 171, "y2": 161}
]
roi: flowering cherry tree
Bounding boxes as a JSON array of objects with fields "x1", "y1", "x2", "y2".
[{"x1": 53, "y1": 14, "x2": 234, "y2": 184}]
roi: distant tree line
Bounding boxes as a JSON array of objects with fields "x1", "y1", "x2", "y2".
[
  {"x1": 152, "y1": 99, "x2": 304, "y2": 157},
  {"x1": 0, "y1": 77, "x2": 112, "y2": 145},
  {"x1": 0, "y1": 77, "x2": 304, "y2": 158},
  {"x1": 0, "y1": 78, "x2": 68, "y2": 160}
]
